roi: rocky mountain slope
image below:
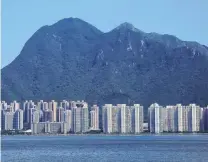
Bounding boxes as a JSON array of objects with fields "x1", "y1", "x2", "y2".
[{"x1": 2, "y1": 18, "x2": 208, "y2": 108}]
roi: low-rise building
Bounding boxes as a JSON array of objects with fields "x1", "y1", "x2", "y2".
[{"x1": 31, "y1": 122, "x2": 67, "y2": 134}]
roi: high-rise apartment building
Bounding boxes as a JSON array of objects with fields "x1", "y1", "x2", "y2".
[
  {"x1": 81, "y1": 104, "x2": 89, "y2": 132},
  {"x1": 176, "y1": 104, "x2": 202, "y2": 132},
  {"x1": 49, "y1": 100, "x2": 57, "y2": 122},
  {"x1": 148, "y1": 103, "x2": 164, "y2": 133},
  {"x1": 56, "y1": 107, "x2": 65, "y2": 122},
  {"x1": 120, "y1": 104, "x2": 128, "y2": 133},
  {"x1": 10, "y1": 100, "x2": 20, "y2": 112},
  {"x1": 119, "y1": 104, "x2": 134, "y2": 134},
  {"x1": 60, "y1": 100, "x2": 69, "y2": 110},
  {"x1": 163, "y1": 106, "x2": 177, "y2": 132},
  {"x1": 72, "y1": 106, "x2": 82, "y2": 133},
  {"x1": 23, "y1": 100, "x2": 35, "y2": 123},
  {"x1": 43, "y1": 110, "x2": 53, "y2": 122},
  {"x1": 204, "y1": 107, "x2": 208, "y2": 132},
  {"x1": 1, "y1": 101, "x2": 8, "y2": 110},
  {"x1": 23, "y1": 100, "x2": 29, "y2": 123},
  {"x1": 200, "y1": 107, "x2": 204, "y2": 131},
  {"x1": 2, "y1": 112, "x2": 14, "y2": 130},
  {"x1": 90, "y1": 105, "x2": 99, "y2": 130},
  {"x1": 5, "y1": 105, "x2": 13, "y2": 112},
  {"x1": 102, "y1": 104, "x2": 113, "y2": 133},
  {"x1": 132, "y1": 104, "x2": 144, "y2": 133},
  {"x1": 176, "y1": 104, "x2": 184, "y2": 132},
  {"x1": 43, "y1": 102, "x2": 49, "y2": 111},
  {"x1": 183, "y1": 106, "x2": 190, "y2": 132},
  {"x1": 112, "y1": 105, "x2": 121, "y2": 133},
  {"x1": 71, "y1": 101, "x2": 89, "y2": 133},
  {"x1": 13, "y1": 109, "x2": 23, "y2": 130},
  {"x1": 39, "y1": 110, "x2": 44, "y2": 122},
  {"x1": 103, "y1": 104, "x2": 143, "y2": 134},
  {"x1": 64, "y1": 110, "x2": 72, "y2": 132},
  {"x1": 31, "y1": 110, "x2": 40, "y2": 124},
  {"x1": 189, "y1": 104, "x2": 201, "y2": 132},
  {"x1": 37, "y1": 100, "x2": 44, "y2": 110}
]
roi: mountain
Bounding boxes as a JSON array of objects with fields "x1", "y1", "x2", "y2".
[{"x1": 2, "y1": 18, "x2": 208, "y2": 109}]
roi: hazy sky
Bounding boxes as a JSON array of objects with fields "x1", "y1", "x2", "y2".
[{"x1": 2, "y1": 0, "x2": 208, "y2": 67}]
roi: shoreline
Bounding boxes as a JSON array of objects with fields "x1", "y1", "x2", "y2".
[{"x1": 2, "y1": 132, "x2": 208, "y2": 136}]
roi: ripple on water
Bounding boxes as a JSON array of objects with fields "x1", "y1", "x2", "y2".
[{"x1": 2, "y1": 135, "x2": 208, "y2": 162}]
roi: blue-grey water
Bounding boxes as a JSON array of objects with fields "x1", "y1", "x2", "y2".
[{"x1": 1, "y1": 134, "x2": 208, "y2": 162}]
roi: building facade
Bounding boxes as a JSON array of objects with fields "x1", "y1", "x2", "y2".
[
  {"x1": 32, "y1": 122, "x2": 67, "y2": 134},
  {"x1": 71, "y1": 101, "x2": 89, "y2": 133},
  {"x1": 13, "y1": 109, "x2": 23, "y2": 130},
  {"x1": 103, "y1": 104, "x2": 144, "y2": 134},
  {"x1": 49, "y1": 100, "x2": 57, "y2": 122},
  {"x1": 133, "y1": 104, "x2": 143, "y2": 133},
  {"x1": 148, "y1": 103, "x2": 164, "y2": 133},
  {"x1": 90, "y1": 105, "x2": 99, "y2": 130},
  {"x1": 2, "y1": 112, "x2": 14, "y2": 130},
  {"x1": 64, "y1": 110, "x2": 72, "y2": 132}
]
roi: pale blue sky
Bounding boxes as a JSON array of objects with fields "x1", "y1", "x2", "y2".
[{"x1": 2, "y1": 0, "x2": 208, "y2": 67}]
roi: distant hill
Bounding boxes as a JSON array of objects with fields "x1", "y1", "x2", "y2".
[{"x1": 2, "y1": 18, "x2": 208, "y2": 109}]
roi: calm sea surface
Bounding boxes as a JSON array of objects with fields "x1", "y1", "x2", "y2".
[{"x1": 1, "y1": 134, "x2": 208, "y2": 162}]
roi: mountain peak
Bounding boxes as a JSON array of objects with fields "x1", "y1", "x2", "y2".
[
  {"x1": 32, "y1": 17, "x2": 103, "y2": 41},
  {"x1": 115, "y1": 22, "x2": 142, "y2": 32},
  {"x1": 56, "y1": 17, "x2": 86, "y2": 24},
  {"x1": 52, "y1": 17, "x2": 97, "y2": 29}
]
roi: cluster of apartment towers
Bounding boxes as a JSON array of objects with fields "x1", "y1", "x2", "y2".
[{"x1": 1, "y1": 100, "x2": 208, "y2": 134}]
